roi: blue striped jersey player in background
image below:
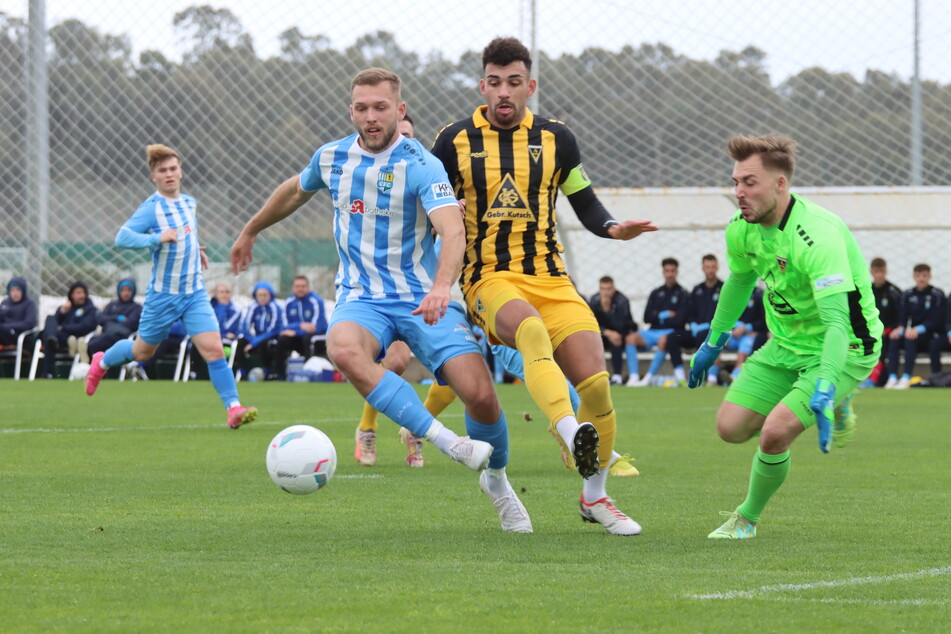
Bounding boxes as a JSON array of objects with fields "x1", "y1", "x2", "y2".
[
  {"x1": 230, "y1": 68, "x2": 531, "y2": 533},
  {"x1": 85, "y1": 144, "x2": 257, "y2": 429}
]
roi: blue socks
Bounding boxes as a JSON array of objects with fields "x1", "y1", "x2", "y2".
[
  {"x1": 648, "y1": 348, "x2": 666, "y2": 376},
  {"x1": 464, "y1": 411, "x2": 509, "y2": 469},
  {"x1": 567, "y1": 380, "x2": 581, "y2": 414},
  {"x1": 102, "y1": 339, "x2": 134, "y2": 368},
  {"x1": 208, "y1": 358, "x2": 239, "y2": 409},
  {"x1": 365, "y1": 370, "x2": 435, "y2": 437},
  {"x1": 625, "y1": 344, "x2": 639, "y2": 376}
]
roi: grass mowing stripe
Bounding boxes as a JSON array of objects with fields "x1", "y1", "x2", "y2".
[{"x1": 2, "y1": 380, "x2": 949, "y2": 631}]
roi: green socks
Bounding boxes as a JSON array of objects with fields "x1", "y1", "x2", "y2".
[{"x1": 737, "y1": 449, "x2": 791, "y2": 523}]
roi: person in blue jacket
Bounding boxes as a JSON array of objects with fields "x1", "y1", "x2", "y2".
[
  {"x1": 210, "y1": 282, "x2": 241, "y2": 344},
  {"x1": 273, "y1": 275, "x2": 327, "y2": 380},
  {"x1": 236, "y1": 280, "x2": 285, "y2": 380}
]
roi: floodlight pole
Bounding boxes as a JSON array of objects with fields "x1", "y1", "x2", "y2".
[
  {"x1": 528, "y1": 0, "x2": 539, "y2": 113},
  {"x1": 910, "y1": 0, "x2": 923, "y2": 186},
  {"x1": 26, "y1": 0, "x2": 49, "y2": 294}
]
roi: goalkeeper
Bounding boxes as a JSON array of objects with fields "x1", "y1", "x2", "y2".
[{"x1": 688, "y1": 133, "x2": 882, "y2": 539}]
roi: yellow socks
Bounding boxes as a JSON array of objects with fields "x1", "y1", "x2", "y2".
[
  {"x1": 576, "y1": 371, "x2": 616, "y2": 466},
  {"x1": 358, "y1": 401, "x2": 379, "y2": 432},
  {"x1": 515, "y1": 317, "x2": 575, "y2": 425},
  {"x1": 423, "y1": 382, "x2": 456, "y2": 417}
]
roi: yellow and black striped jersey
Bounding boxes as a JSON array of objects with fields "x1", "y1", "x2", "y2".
[{"x1": 432, "y1": 106, "x2": 592, "y2": 293}]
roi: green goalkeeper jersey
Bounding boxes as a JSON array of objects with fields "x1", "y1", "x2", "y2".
[{"x1": 724, "y1": 194, "x2": 883, "y2": 358}]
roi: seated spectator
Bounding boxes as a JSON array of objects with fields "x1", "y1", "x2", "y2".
[
  {"x1": 885, "y1": 263, "x2": 945, "y2": 389},
  {"x1": 676, "y1": 254, "x2": 723, "y2": 385},
  {"x1": 274, "y1": 275, "x2": 328, "y2": 380},
  {"x1": 187, "y1": 282, "x2": 243, "y2": 379},
  {"x1": 40, "y1": 281, "x2": 98, "y2": 378},
  {"x1": 864, "y1": 257, "x2": 902, "y2": 388},
  {"x1": 0, "y1": 275, "x2": 38, "y2": 347},
  {"x1": 235, "y1": 281, "x2": 285, "y2": 380},
  {"x1": 83, "y1": 278, "x2": 142, "y2": 362},
  {"x1": 634, "y1": 258, "x2": 689, "y2": 386},
  {"x1": 210, "y1": 282, "x2": 241, "y2": 345},
  {"x1": 588, "y1": 275, "x2": 645, "y2": 386}
]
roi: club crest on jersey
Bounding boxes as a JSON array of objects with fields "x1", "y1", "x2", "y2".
[
  {"x1": 486, "y1": 173, "x2": 530, "y2": 219},
  {"x1": 776, "y1": 256, "x2": 787, "y2": 273},
  {"x1": 528, "y1": 144, "x2": 543, "y2": 163},
  {"x1": 377, "y1": 169, "x2": 394, "y2": 193}
]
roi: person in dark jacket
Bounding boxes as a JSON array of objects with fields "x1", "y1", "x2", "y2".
[
  {"x1": 865, "y1": 257, "x2": 902, "y2": 387},
  {"x1": 0, "y1": 276, "x2": 38, "y2": 346},
  {"x1": 674, "y1": 254, "x2": 724, "y2": 385},
  {"x1": 83, "y1": 278, "x2": 142, "y2": 361},
  {"x1": 634, "y1": 258, "x2": 690, "y2": 386},
  {"x1": 587, "y1": 275, "x2": 645, "y2": 385},
  {"x1": 41, "y1": 281, "x2": 98, "y2": 378},
  {"x1": 885, "y1": 263, "x2": 946, "y2": 389}
]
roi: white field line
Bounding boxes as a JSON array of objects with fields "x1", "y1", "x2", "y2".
[
  {"x1": 756, "y1": 597, "x2": 947, "y2": 606},
  {"x1": 685, "y1": 566, "x2": 951, "y2": 601},
  {"x1": 335, "y1": 474, "x2": 384, "y2": 479},
  {"x1": 0, "y1": 415, "x2": 463, "y2": 435}
]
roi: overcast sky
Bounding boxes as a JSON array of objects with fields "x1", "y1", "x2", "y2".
[{"x1": 3, "y1": 0, "x2": 949, "y2": 85}]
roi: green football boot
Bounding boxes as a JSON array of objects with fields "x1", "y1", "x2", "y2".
[
  {"x1": 833, "y1": 391, "x2": 857, "y2": 448},
  {"x1": 708, "y1": 510, "x2": 757, "y2": 539}
]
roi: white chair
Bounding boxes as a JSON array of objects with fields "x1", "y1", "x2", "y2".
[
  {"x1": 29, "y1": 331, "x2": 94, "y2": 381},
  {"x1": 182, "y1": 337, "x2": 237, "y2": 383},
  {"x1": 0, "y1": 326, "x2": 40, "y2": 380},
  {"x1": 118, "y1": 335, "x2": 190, "y2": 382}
]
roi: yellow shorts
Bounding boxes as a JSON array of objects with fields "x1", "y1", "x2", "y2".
[{"x1": 465, "y1": 271, "x2": 600, "y2": 349}]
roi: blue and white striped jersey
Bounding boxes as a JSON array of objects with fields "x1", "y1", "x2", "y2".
[
  {"x1": 115, "y1": 193, "x2": 204, "y2": 295},
  {"x1": 299, "y1": 134, "x2": 458, "y2": 304}
]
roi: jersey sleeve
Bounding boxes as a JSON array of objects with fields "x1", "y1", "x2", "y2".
[
  {"x1": 413, "y1": 150, "x2": 458, "y2": 214},
  {"x1": 800, "y1": 220, "x2": 855, "y2": 300},
  {"x1": 430, "y1": 125, "x2": 460, "y2": 184},
  {"x1": 815, "y1": 292, "x2": 850, "y2": 383},
  {"x1": 299, "y1": 148, "x2": 327, "y2": 193},
  {"x1": 553, "y1": 125, "x2": 589, "y2": 195},
  {"x1": 723, "y1": 216, "x2": 754, "y2": 275},
  {"x1": 116, "y1": 202, "x2": 161, "y2": 249}
]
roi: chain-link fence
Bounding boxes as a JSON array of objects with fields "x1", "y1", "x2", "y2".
[
  {"x1": 1, "y1": 0, "x2": 949, "y2": 303},
  {"x1": 559, "y1": 187, "x2": 951, "y2": 309}
]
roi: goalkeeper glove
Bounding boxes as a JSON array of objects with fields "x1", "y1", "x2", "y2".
[
  {"x1": 688, "y1": 332, "x2": 729, "y2": 388},
  {"x1": 809, "y1": 378, "x2": 836, "y2": 454}
]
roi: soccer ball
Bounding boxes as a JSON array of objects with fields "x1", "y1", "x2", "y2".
[{"x1": 266, "y1": 425, "x2": 337, "y2": 495}]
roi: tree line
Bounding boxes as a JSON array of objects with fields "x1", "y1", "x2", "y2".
[{"x1": 2, "y1": 4, "x2": 950, "y2": 239}]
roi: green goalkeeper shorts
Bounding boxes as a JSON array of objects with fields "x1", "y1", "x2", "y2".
[{"x1": 724, "y1": 339, "x2": 876, "y2": 428}]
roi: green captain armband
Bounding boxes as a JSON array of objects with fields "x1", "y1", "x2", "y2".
[{"x1": 561, "y1": 164, "x2": 593, "y2": 196}]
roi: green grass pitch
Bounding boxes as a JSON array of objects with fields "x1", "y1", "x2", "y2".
[{"x1": 0, "y1": 380, "x2": 948, "y2": 632}]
